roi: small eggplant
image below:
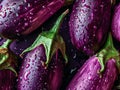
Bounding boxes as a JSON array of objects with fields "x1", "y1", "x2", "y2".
[
  {"x1": 112, "y1": 3, "x2": 120, "y2": 42},
  {"x1": 0, "y1": 39, "x2": 17, "y2": 90},
  {"x1": 69, "y1": 0, "x2": 112, "y2": 55},
  {"x1": 0, "y1": 0, "x2": 73, "y2": 39},
  {"x1": 17, "y1": 10, "x2": 68, "y2": 90},
  {"x1": 66, "y1": 33, "x2": 120, "y2": 90}
]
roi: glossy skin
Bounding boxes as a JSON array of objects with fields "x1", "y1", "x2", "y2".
[
  {"x1": 0, "y1": 0, "x2": 65, "y2": 39},
  {"x1": 17, "y1": 45, "x2": 64, "y2": 90},
  {"x1": 66, "y1": 56, "x2": 117, "y2": 90},
  {"x1": 112, "y1": 3, "x2": 120, "y2": 42},
  {"x1": 69, "y1": 0, "x2": 111, "y2": 55}
]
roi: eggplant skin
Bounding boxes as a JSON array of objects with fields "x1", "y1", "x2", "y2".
[
  {"x1": 66, "y1": 56, "x2": 117, "y2": 90},
  {"x1": 17, "y1": 45, "x2": 64, "y2": 90},
  {"x1": 17, "y1": 45, "x2": 48, "y2": 90},
  {"x1": 0, "y1": 0, "x2": 65, "y2": 39},
  {"x1": 112, "y1": 3, "x2": 120, "y2": 42},
  {"x1": 48, "y1": 50, "x2": 64, "y2": 90},
  {"x1": 0, "y1": 70, "x2": 16, "y2": 90},
  {"x1": 69, "y1": 0, "x2": 111, "y2": 55}
]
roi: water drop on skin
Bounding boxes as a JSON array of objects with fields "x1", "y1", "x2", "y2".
[
  {"x1": 27, "y1": 3, "x2": 31, "y2": 8},
  {"x1": 26, "y1": 64, "x2": 30, "y2": 68},
  {"x1": 24, "y1": 71, "x2": 31, "y2": 81},
  {"x1": 82, "y1": 0, "x2": 85, "y2": 3},
  {"x1": 24, "y1": 22, "x2": 28, "y2": 27}
]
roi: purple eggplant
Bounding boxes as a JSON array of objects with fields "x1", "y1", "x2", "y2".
[
  {"x1": 66, "y1": 33, "x2": 120, "y2": 90},
  {"x1": 17, "y1": 10, "x2": 68, "y2": 90},
  {"x1": 0, "y1": 39, "x2": 17, "y2": 90},
  {"x1": 69, "y1": 0, "x2": 112, "y2": 55},
  {"x1": 112, "y1": 3, "x2": 120, "y2": 42},
  {"x1": 0, "y1": 0, "x2": 73, "y2": 39}
]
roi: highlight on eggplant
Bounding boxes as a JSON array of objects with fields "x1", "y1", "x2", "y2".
[
  {"x1": 69, "y1": 0, "x2": 112, "y2": 56},
  {"x1": 17, "y1": 9, "x2": 68, "y2": 90},
  {"x1": 66, "y1": 33, "x2": 120, "y2": 90}
]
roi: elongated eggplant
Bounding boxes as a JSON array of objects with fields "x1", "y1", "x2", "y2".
[
  {"x1": 0, "y1": 0, "x2": 72, "y2": 39},
  {"x1": 0, "y1": 39, "x2": 17, "y2": 90},
  {"x1": 66, "y1": 33, "x2": 120, "y2": 90},
  {"x1": 17, "y1": 10, "x2": 68, "y2": 90},
  {"x1": 112, "y1": 3, "x2": 120, "y2": 42},
  {"x1": 69, "y1": 0, "x2": 112, "y2": 55}
]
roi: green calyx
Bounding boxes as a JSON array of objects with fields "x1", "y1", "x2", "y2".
[
  {"x1": 21, "y1": 9, "x2": 69, "y2": 66},
  {"x1": 0, "y1": 39, "x2": 17, "y2": 75},
  {"x1": 96, "y1": 33, "x2": 120, "y2": 74},
  {"x1": 0, "y1": 39, "x2": 17, "y2": 76}
]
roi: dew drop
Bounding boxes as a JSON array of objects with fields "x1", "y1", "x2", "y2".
[
  {"x1": 24, "y1": 71, "x2": 31, "y2": 81},
  {"x1": 24, "y1": 22, "x2": 28, "y2": 27},
  {"x1": 26, "y1": 64, "x2": 30, "y2": 68},
  {"x1": 82, "y1": 0, "x2": 85, "y2": 3},
  {"x1": 27, "y1": 3, "x2": 31, "y2": 7}
]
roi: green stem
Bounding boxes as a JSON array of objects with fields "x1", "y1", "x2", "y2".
[
  {"x1": 97, "y1": 33, "x2": 120, "y2": 73},
  {"x1": 21, "y1": 9, "x2": 69, "y2": 66},
  {"x1": 50, "y1": 9, "x2": 69, "y2": 34},
  {"x1": 1, "y1": 39, "x2": 12, "y2": 48}
]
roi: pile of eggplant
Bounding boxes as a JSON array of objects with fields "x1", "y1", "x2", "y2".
[{"x1": 0, "y1": 0, "x2": 120, "y2": 90}]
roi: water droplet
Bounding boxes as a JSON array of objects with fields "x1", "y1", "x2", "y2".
[
  {"x1": 16, "y1": 29, "x2": 19, "y2": 32},
  {"x1": 24, "y1": 71, "x2": 31, "y2": 81},
  {"x1": 42, "y1": 6, "x2": 45, "y2": 8},
  {"x1": 26, "y1": 64, "x2": 30, "y2": 68},
  {"x1": 12, "y1": 2, "x2": 16, "y2": 6},
  {"x1": 24, "y1": 0, "x2": 27, "y2": 3},
  {"x1": 105, "y1": 79, "x2": 108, "y2": 83},
  {"x1": 70, "y1": 68, "x2": 77, "y2": 74},
  {"x1": 0, "y1": 21, "x2": 3, "y2": 25},
  {"x1": 88, "y1": 76, "x2": 92, "y2": 80},
  {"x1": 83, "y1": 46, "x2": 86, "y2": 49},
  {"x1": 73, "y1": 53, "x2": 76, "y2": 59},
  {"x1": 84, "y1": 4, "x2": 90, "y2": 9},
  {"x1": 93, "y1": 25, "x2": 97, "y2": 29},
  {"x1": 100, "y1": 4, "x2": 104, "y2": 8},
  {"x1": 16, "y1": 13, "x2": 19, "y2": 17},
  {"x1": 82, "y1": 0, "x2": 85, "y2": 3},
  {"x1": 24, "y1": 22, "x2": 28, "y2": 27},
  {"x1": 2, "y1": 12, "x2": 7, "y2": 18},
  {"x1": 27, "y1": 3, "x2": 31, "y2": 7},
  {"x1": 18, "y1": 5, "x2": 23, "y2": 10},
  {"x1": 30, "y1": 12, "x2": 34, "y2": 16}
]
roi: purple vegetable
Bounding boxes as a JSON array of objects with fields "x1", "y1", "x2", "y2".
[
  {"x1": 112, "y1": 3, "x2": 120, "y2": 42},
  {"x1": 17, "y1": 10, "x2": 68, "y2": 90},
  {"x1": 69, "y1": 0, "x2": 112, "y2": 55},
  {"x1": 66, "y1": 33, "x2": 120, "y2": 90},
  {"x1": 0, "y1": 39, "x2": 17, "y2": 90},
  {"x1": 0, "y1": 0, "x2": 71, "y2": 39}
]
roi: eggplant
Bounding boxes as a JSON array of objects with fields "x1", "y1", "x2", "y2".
[
  {"x1": 69, "y1": 0, "x2": 112, "y2": 55},
  {"x1": 0, "y1": 39, "x2": 17, "y2": 90},
  {"x1": 0, "y1": 0, "x2": 72, "y2": 39},
  {"x1": 66, "y1": 33, "x2": 120, "y2": 90},
  {"x1": 17, "y1": 10, "x2": 68, "y2": 90},
  {"x1": 9, "y1": 7, "x2": 69, "y2": 56},
  {"x1": 112, "y1": 3, "x2": 120, "y2": 42}
]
